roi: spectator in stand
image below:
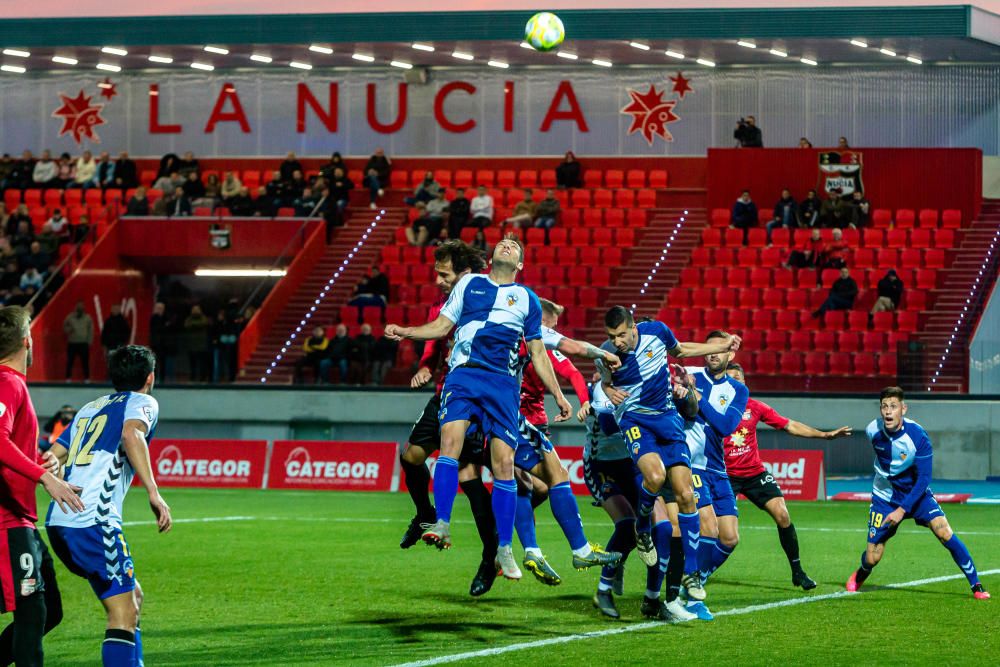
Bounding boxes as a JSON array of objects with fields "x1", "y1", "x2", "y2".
[
  {"x1": 19, "y1": 267, "x2": 43, "y2": 293},
  {"x1": 0, "y1": 204, "x2": 8, "y2": 236},
  {"x1": 292, "y1": 187, "x2": 320, "y2": 217},
  {"x1": 5, "y1": 205, "x2": 29, "y2": 237},
  {"x1": 0, "y1": 261, "x2": 18, "y2": 292},
  {"x1": 36, "y1": 224, "x2": 59, "y2": 257},
  {"x1": 54, "y1": 152, "x2": 76, "y2": 188},
  {"x1": 182, "y1": 172, "x2": 206, "y2": 204},
  {"x1": 361, "y1": 168, "x2": 383, "y2": 210},
  {"x1": 280, "y1": 152, "x2": 304, "y2": 182},
  {"x1": 149, "y1": 301, "x2": 175, "y2": 382},
  {"x1": 425, "y1": 190, "x2": 449, "y2": 235},
  {"x1": 197, "y1": 173, "x2": 221, "y2": 209},
  {"x1": 798, "y1": 189, "x2": 821, "y2": 228},
  {"x1": 837, "y1": 137, "x2": 850, "y2": 149},
  {"x1": 42, "y1": 405, "x2": 76, "y2": 449},
  {"x1": 349, "y1": 323, "x2": 377, "y2": 384},
  {"x1": 221, "y1": 172, "x2": 242, "y2": 205},
  {"x1": 177, "y1": 151, "x2": 199, "y2": 177},
  {"x1": 152, "y1": 171, "x2": 183, "y2": 194},
  {"x1": 21, "y1": 242, "x2": 50, "y2": 273},
  {"x1": 812, "y1": 266, "x2": 859, "y2": 318},
  {"x1": 294, "y1": 325, "x2": 331, "y2": 384},
  {"x1": 555, "y1": 151, "x2": 582, "y2": 189},
  {"x1": 101, "y1": 303, "x2": 131, "y2": 360},
  {"x1": 184, "y1": 304, "x2": 212, "y2": 382},
  {"x1": 472, "y1": 229, "x2": 489, "y2": 255},
  {"x1": 165, "y1": 186, "x2": 192, "y2": 217},
  {"x1": 731, "y1": 189, "x2": 758, "y2": 244},
  {"x1": 125, "y1": 187, "x2": 150, "y2": 216},
  {"x1": 114, "y1": 152, "x2": 138, "y2": 190},
  {"x1": 326, "y1": 323, "x2": 352, "y2": 384},
  {"x1": 211, "y1": 304, "x2": 240, "y2": 383},
  {"x1": 363, "y1": 148, "x2": 391, "y2": 207},
  {"x1": 228, "y1": 187, "x2": 255, "y2": 216},
  {"x1": 371, "y1": 333, "x2": 398, "y2": 386},
  {"x1": 767, "y1": 188, "x2": 798, "y2": 244},
  {"x1": 406, "y1": 203, "x2": 435, "y2": 247},
  {"x1": 349, "y1": 266, "x2": 390, "y2": 309},
  {"x1": 327, "y1": 167, "x2": 355, "y2": 214},
  {"x1": 156, "y1": 153, "x2": 179, "y2": 179},
  {"x1": 446, "y1": 189, "x2": 471, "y2": 240},
  {"x1": 73, "y1": 213, "x2": 91, "y2": 244},
  {"x1": 534, "y1": 188, "x2": 561, "y2": 233},
  {"x1": 63, "y1": 300, "x2": 93, "y2": 380},
  {"x1": 405, "y1": 171, "x2": 442, "y2": 206},
  {"x1": 285, "y1": 170, "x2": 307, "y2": 207},
  {"x1": 799, "y1": 137, "x2": 813, "y2": 148},
  {"x1": 734, "y1": 116, "x2": 763, "y2": 148},
  {"x1": 820, "y1": 191, "x2": 851, "y2": 229},
  {"x1": 871, "y1": 269, "x2": 904, "y2": 317},
  {"x1": 319, "y1": 152, "x2": 346, "y2": 183},
  {"x1": 33, "y1": 150, "x2": 58, "y2": 188},
  {"x1": 504, "y1": 189, "x2": 537, "y2": 229},
  {"x1": 819, "y1": 228, "x2": 850, "y2": 270},
  {"x1": 254, "y1": 186, "x2": 276, "y2": 217},
  {"x1": 95, "y1": 151, "x2": 115, "y2": 190},
  {"x1": 0, "y1": 154, "x2": 14, "y2": 191},
  {"x1": 11, "y1": 221, "x2": 35, "y2": 257},
  {"x1": 72, "y1": 150, "x2": 97, "y2": 189},
  {"x1": 470, "y1": 185, "x2": 494, "y2": 228},
  {"x1": 46, "y1": 209, "x2": 72, "y2": 244},
  {"x1": 10, "y1": 150, "x2": 36, "y2": 190},
  {"x1": 849, "y1": 190, "x2": 871, "y2": 228}
]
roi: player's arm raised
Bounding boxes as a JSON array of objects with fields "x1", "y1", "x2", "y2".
[
  {"x1": 526, "y1": 338, "x2": 572, "y2": 422},
  {"x1": 121, "y1": 419, "x2": 172, "y2": 533},
  {"x1": 668, "y1": 333, "x2": 742, "y2": 359},
  {"x1": 785, "y1": 420, "x2": 853, "y2": 440},
  {"x1": 556, "y1": 337, "x2": 621, "y2": 370},
  {"x1": 385, "y1": 314, "x2": 455, "y2": 342}
]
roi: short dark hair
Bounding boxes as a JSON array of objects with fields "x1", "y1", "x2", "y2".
[
  {"x1": 434, "y1": 240, "x2": 486, "y2": 274},
  {"x1": 0, "y1": 306, "x2": 30, "y2": 360},
  {"x1": 705, "y1": 330, "x2": 729, "y2": 341},
  {"x1": 108, "y1": 345, "x2": 156, "y2": 392},
  {"x1": 539, "y1": 298, "x2": 564, "y2": 318},
  {"x1": 605, "y1": 306, "x2": 634, "y2": 329},
  {"x1": 728, "y1": 362, "x2": 744, "y2": 375},
  {"x1": 880, "y1": 386, "x2": 905, "y2": 402}
]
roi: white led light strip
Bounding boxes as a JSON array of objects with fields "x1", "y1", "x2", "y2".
[
  {"x1": 631, "y1": 210, "x2": 688, "y2": 313},
  {"x1": 259, "y1": 210, "x2": 384, "y2": 383},
  {"x1": 928, "y1": 224, "x2": 1000, "y2": 391}
]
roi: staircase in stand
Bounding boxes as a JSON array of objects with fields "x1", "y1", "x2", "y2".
[
  {"x1": 241, "y1": 208, "x2": 404, "y2": 383},
  {"x1": 915, "y1": 200, "x2": 1000, "y2": 393}
]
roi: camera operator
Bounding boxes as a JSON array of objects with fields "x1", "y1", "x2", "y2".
[{"x1": 734, "y1": 115, "x2": 763, "y2": 148}]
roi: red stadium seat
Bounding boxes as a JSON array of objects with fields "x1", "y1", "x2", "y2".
[
  {"x1": 932, "y1": 229, "x2": 955, "y2": 248},
  {"x1": 703, "y1": 268, "x2": 724, "y2": 289},
  {"x1": 876, "y1": 249, "x2": 899, "y2": 269},
  {"x1": 897, "y1": 311, "x2": 919, "y2": 332},
  {"x1": 757, "y1": 209, "x2": 772, "y2": 225},
  {"x1": 591, "y1": 266, "x2": 612, "y2": 287},
  {"x1": 518, "y1": 170, "x2": 538, "y2": 187},
  {"x1": 726, "y1": 268, "x2": 749, "y2": 286},
  {"x1": 779, "y1": 352, "x2": 804, "y2": 375},
  {"x1": 667, "y1": 288, "x2": 691, "y2": 309},
  {"x1": 63, "y1": 189, "x2": 82, "y2": 206},
  {"x1": 773, "y1": 270, "x2": 794, "y2": 289},
  {"x1": 776, "y1": 311, "x2": 800, "y2": 331},
  {"x1": 627, "y1": 209, "x2": 648, "y2": 227},
  {"x1": 853, "y1": 248, "x2": 875, "y2": 269},
  {"x1": 548, "y1": 266, "x2": 570, "y2": 284},
  {"x1": 895, "y1": 209, "x2": 915, "y2": 228},
  {"x1": 786, "y1": 289, "x2": 808, "y2": 310},
  {"x1": 617, "y1": 229, "x2": 635, "y2": 246},
  {"x1": 872, "y1": 209, "x2": 892, "y2": 227},
  {"x1": 602, "y1": 247, "x2": 623, "y2": 266},
  {"x1": 452, "y1": 170, "x2": 473, "y2": 189},
  {"x1": 909, "y1": 229, "x2": 931, "y2": 248},
  {"x1": 605, "y1": 209, "x2": 625, "y2": 227},
  {"x1": 847, "y1": 311, "x2": 869, "y2": 330},
  {"x1": 741, "y1": 330, "x2": 764, "y2": 350},
  {"x1": 771, "y1": 228, "x2": 791, "y2": 247},
  {"x1": 728, "y1": 309, "x2": 749, "y2": 331},
  {"x1": 754, "y1": 350, "x2": 778, "y2": 375},
  {"x1": 822, "y1": 310, "x2": 848, "y2": 330},
  {"x1": 704, "y1": 310, "x2": 728, "y2": 330},
  {"x1": 525, "y1": 228, "x2": 545, "y2": 245},
  {"x1": 592, "y1": 189, "x2": 613, "y2": 208},
  {"x1": 878, "y1": 353, "x2": 898, "y2": 376},
  {"x1": 3, "y1": 190, "x2": 19, "y2": 209},
  {"x1": 900, "y1": 249, "x2": 922, "y2": 269},
  {"x1": 828, "y1": 353, "x2": 852, "y2": 376},
  {"x1": 497, "y1": 170, "x2": 516, "y2": 188},
  {"x1": 739, "y1": 288, "x2": 762, "y2": 309},
  {"x1": 475, "y1": 170, "x2": 495, "y2": 187},
  {"x1": 571, "y1": 190, "x2": 591, "y2": 208},
  {"x1": 915, "y1": 269, "x2": 937, "y2": 290},
  {"x1": 904, "y1": 290, "x2": 927, "y2": 310},
  {"x1": 812, "y1": 331, "x2": 835, "y2": 351},
  {"x1": 715, "y1": 248, "x2": 736, "y2": 266},
  {"x1": 836, "y1": 330, "x2": 862, "y2": 350},
  {"x1": 539, "y1": 170, "x2": 557, "y2": 188},
  {"x1": 752, "y1": 310, "x2": 775, "y2": 330},
  {"x1": 626, "y1": 170, "x2": 645, "y2": 188},
  {"x1": 648, "y1": 170, "x2": 668, "y2": 188},
  {"x1": 749, "y1": 268, "x2": 771, "y2": 289},
  {"x1": 592, "y1": 228, "x2": 613, "y2": 245},
  {"x1": 724, "y1": 229, "x2": 743, "y2": 246},
  {"x1": 691, "y1": 287, "x2": 715, "y2": 308},
  {"x1": 843, "y1": 228, "x2": 860, "y2": 246},
  {"x1": 872, "y1": 311, "x2": 895, "y2": 332},
  {"x1": 614, "y1": 189, "x2": 635, "y2": 208},
  {"x1": 765, "y1": 330, "x2": 790, "y2": 349},
  {"x1": 917, "y1": 209, "x2": 939, "y2": 228},
  {"x1": 863, "y1": 331, "x2": 887, "y2": 350},
  {"x1": 43, "y1": 189, "x2": 62, "y2": 207},
  {"x1": 716, "y1": 289, "x2": 737, "y2": 310},
  {"x1": 941, "y1": 209, "x2": 961, "y2": 229},
  {"x1": 747, "y1": 229, "x2": 767, "y2": 248},
  {"x1": 924, "y1": 249, "x2": 945, "y2": 269},
  {"x1": 702, "y1": 229, "x2": 723, "y2": 247},
  {"x1": 548, "y1": 228, "x2": 569, "y2": 246},
  {"x1": 850, "y1": 353, "x2": 875, "y2": 376},
  {"x1": 862, "y1": 229, "x2": 886, "y2": 248},
  {"x1": 738, "y1": 247, "x2": 759, "y2": 266},
  {"x1": 886, "y1": 229, "x2": 908, "y2": 249},
  {"x1": 711, "y1": 209, "x2": 730, "y2": 228},
  {"x1": 636, "y1": 189, "x2": 656, "y2": 208},
  {"x1": 804, "y1": 352, "x2": 828, "y2": 375},
  {"x1": 584, "y1": 170, "x2": 603, "y2": 188},
  {"x1": 604, "y1": 170, "x2": 624, "y2": 189},
  {"x1": 761, "y1": 288, "x2": 785, "y2": 309},
  {"x1": 691, "y1": 247, "x2": 713, "y2": 267}
]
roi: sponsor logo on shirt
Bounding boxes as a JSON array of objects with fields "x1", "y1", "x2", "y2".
[{"x1": 471, "y1": 290, "x2": 487, "y2": 295}]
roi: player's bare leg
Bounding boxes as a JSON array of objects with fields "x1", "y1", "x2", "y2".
[
  {"x1": 400, "y1": 443, "x2": 435, "y2": 548},
  {"x1": 491, "y1": 437, "x2": 522, "y2": 580},
  {"x1": 848, "y1": 541, "x2": 886, "y2": 592},
  {"x1": 928, "y1": 516, "x2": 991, "y2": 599},
  {"x1": 762, "y1": 497, "x2": 816, "y2": 589},
  {"x1": 420, "y1": 420, "x2": 471, "y2": 549},
  {"x1": 667, "y1": 464, "x2": 705, "y2": 601},
  {"x1": 633, "y1": 453, "x2": 667, "y2": 567}
]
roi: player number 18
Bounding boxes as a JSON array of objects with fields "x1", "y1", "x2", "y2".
[
  {"x1": 624, "y1": 426, "x2": 642, "y2": 444},
  {"x1": 869, "y1": 511, "x2": 884, "y2": 528}
]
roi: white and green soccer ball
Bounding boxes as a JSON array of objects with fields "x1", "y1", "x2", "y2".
[{"x1": 524, "y1": 12, "x2": 566, "y2": 52}]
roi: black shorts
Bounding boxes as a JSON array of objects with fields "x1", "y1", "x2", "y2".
[
  {"x1": 583, "y1": 456, "x2": 639, "y2": 507},
  {"x1": 0, "y1": 527, "x2": 52, "y2": 613},
  {"x1": 407, "y1": 393, "x2": 486, "y2": 465},
  {"x1": 729, "y1": 471, "x2": 784, "y2": 510}
]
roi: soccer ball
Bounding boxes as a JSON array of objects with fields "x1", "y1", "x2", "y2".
[{"x1": 524, "y1": 12, "x2": 565, "y2": 52}]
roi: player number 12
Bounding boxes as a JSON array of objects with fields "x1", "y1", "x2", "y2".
[{"x1": 66, "y1": 415, "x2": 108, "y2": 468}]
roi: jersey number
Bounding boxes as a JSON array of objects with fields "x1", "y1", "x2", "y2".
[
  {"x1": 869, "y1": 511, "x2": 884, "y2": 529},
  {"x1": 692, "y1": 473, "x2": 703, "y2": 488},
  {"x1": 624, "y1": 426, "x2": 642, "y2": 444},
  {"x1": 66, "y1": 415, "x2": 108, "y2": 468}
]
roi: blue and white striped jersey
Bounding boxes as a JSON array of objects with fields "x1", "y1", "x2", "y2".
[
  {"x1": 46, "y1": 392, "x2": 158, "y2": 529},
  {"x1": 599, "y1": 320, "x2": 680, "y2": 422},
  {"x1": 682, "y1": 366, "x2": 748, "y2": 473},
  {"x1": 866, "y1": 417, "x2": 933, "y2": 511},
  {"x1": 440, "y1": 273, "x2": 543, "y2": 376}
]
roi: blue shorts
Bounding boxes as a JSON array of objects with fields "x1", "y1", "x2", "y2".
[
  {"x1": 618, "y1": 411, "x2": 690, "y2": 469},
  {"x1": 439, "y1": 367, "x2": 520, "y2": 449},
  {"x1": 513, "y1": 416, "x2": 555, "y2": 472},
  {"x1": 693, "y1": 468, "x2": 739, "y2": 517},
  {"x1": 46, "y1": 524, "x2": 135, "y2": 600},
  {"x1": 867, "y1": 492, "x2": 944, "y2": 544}
]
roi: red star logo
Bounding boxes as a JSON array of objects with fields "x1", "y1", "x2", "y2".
[
  {"x1": 620, "y1": 85, "x2": 680, "y2": 145},
  {"x1": 670, "y1": 72, "x2": 692, "y2": 99},
  {"x1": 98, "y1": 78, "x2": 117, "y2": 100},
  {"x1": 52, "y1": 90, "x2": 105, "y2": 144}
]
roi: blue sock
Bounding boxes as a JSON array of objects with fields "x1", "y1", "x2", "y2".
[
  {"x1": 707, "y1": 540, "x2": 734, "y2": 579},
  {"x1": 134, "y1": 625, "x2": 143, "y2": 667},
  {"x1": 549, "y1": 482, "x2": 588, "y2": 551},
  {"x1": 635, "y1": 484, "x2": 658, "y2": 533},
  {"x1": 492, "y1": 479, "x2": 517, "y2": 547},
  {"x1": 943, "y1": 534, "x2": 980, "y2": 587},
  {"x1": 678, "y1": 511, "x2": 701, "y2": 576},
  {"x1": 645, "y1": 520, "x2": 671, "y2": 599},
  {"x1": 600, "y1": 518, "x2": 636, "y2": 588},
  {"x1": 697, "y1": 536, "x2": 718, "y2": 577},
  {"x1": 102, "y1": 630, "x2": 135, "y2": 667},
  {"x1": 515, "y1": 491, "x2": 538, "y2": 551},
  {"x1": 432, "y1": 456, "x2": 459, "y2": 523}
]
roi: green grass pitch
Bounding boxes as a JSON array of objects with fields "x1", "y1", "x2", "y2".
[{"x1": 36, "y1": 488, "x2": 998, "y2": 666}]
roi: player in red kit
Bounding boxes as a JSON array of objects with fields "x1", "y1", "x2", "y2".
[
  {"x1": 0, "y1": 306, "x2": 85, "y2": 666},
  {"x1": 724, "y1": 363, "x2": 851, "y2": 590}
]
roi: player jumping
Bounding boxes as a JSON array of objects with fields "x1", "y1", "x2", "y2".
[
  {"x1": 725, "y1": 363, "x2": 850, "y2": 589},
  {"x1": 386, "y1": 236, "x2": 573, "y2": 581},
  {"x1": 846, "y1": 386, "x2": 990, "y2": 599},
  {"x1": 46, "y1": 345, "x2": 172, "y2": 667}
]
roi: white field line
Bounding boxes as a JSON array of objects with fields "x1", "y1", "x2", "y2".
[{"x1": 390, "y1": 568, "x2": 1000, "y2": 667}]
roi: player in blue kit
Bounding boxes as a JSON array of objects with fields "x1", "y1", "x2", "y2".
[
  {"x1": 846, "y1": 386, "x2": 990, "y2": 600},
  {"x1": 386, "y1": 237, "x2": 572, "y2": 580},
  {"x1": 45, "y1": 345, "x2": 172, "y2": 666},
  {"x1": 597, "y1": 307, "x2": 740, "y2": 603}
]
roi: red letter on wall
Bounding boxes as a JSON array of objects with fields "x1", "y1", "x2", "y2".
[
  {"x1": 148, "y1": 84, "x2": 182, "y2": 134},
  {"x1": 504, "y1": 80, "x2": 514, "y2": 133},
  {"x1": 434, "y1": 81, "x2": 477, "y2": 133},
  {"x1": 540, "y1": 81, "x2": 589, "y2": 133},
  {"x1": 297, "y1": 83, "x2": 338, "y2": 133},
  {"x1": 204, "y1": 83, "x2": 251, "y2": 133},
  {"x1": 366, "y1": 83, "x2": 408, "y2": 134}
]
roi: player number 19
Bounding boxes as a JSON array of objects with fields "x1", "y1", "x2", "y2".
[
  {"x1": 870, "y1": 511, "x2": 884, "y2": 528},
  {"x1": 624, "y1": 426, "x2": 642, "y2": 444}
]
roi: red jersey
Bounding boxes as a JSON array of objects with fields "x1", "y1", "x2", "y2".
[
  {"x1": 417, "y1": 297, "x2": 451, "y2": 395},
  {"x1": 723, "y1": 397, "x2": 789, "y2": 478},
  {"x1": 518, "y1": 342, "x2": 589, "y2": 427},
  {"x1": 0, "y1": 365, "x2": 46, "y2": 529}
]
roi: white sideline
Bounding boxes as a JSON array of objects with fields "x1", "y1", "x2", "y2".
[{"x1": 389, "y1": 568, "x2": 1000, "y2": 667}]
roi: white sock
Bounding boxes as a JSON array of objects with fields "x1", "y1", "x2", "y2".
[
  {"x1": 571, "y1": 544, "x2": 593, "y2": 558},
  {"x1": 525, "y1": 547, "x2": 543, "y2": 558},
  {"x1": 645, "y1": 589, "x2": 660, "y2": 601}
]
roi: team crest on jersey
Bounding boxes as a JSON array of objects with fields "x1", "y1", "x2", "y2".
[
  {"x1": 646, "y1": 350, "x2": 654, "y2": 359},
  {"x1": 743, "y1": 409, "x2": 752, "y2": 420},
  {"x1": 506, "y1": 293, "x2": 519, "y2": 307},
  {"x1": 631, "y1": 442, "x2": 640, "y2": 456},
  {"x1": 900, "y1": 453, "x2": 907, "y2": 461},
  {"x1": 719, "y1": 396, "x2": 728, "y2": 407},
  {"x1": 869, "y1": 527, "x2": 877, "y2": 538},
  {"x1": 20, "y1": 578, "x2": 37, "y2": 597}
]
